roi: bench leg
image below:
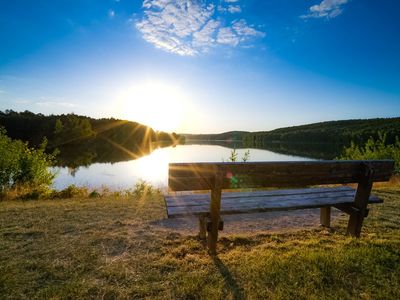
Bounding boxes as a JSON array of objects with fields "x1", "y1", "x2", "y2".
[
  {"x1": 198, "y1": 215, "x2": 207, "y2": 240},
  {"x1": 320, "y1": 207, "x2": 331, "y2": 227},
  {"x1": 347, "y1": 211, "x2": 365, "y2": 237},
  {"x1": 207, "y1": 219, "x2": 219, "y2": 255},
  {"x1": 208, "y1": 180, "x2": 222, "y2": 255},
  {"x1": 347, "y1": 163, "x2": 374, "y2": 238}
]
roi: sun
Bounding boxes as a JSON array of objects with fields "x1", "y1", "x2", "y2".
[{"x1": 117, "y1": 80, "x2": 189, "y2": 132}]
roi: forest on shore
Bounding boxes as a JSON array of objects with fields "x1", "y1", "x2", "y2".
[
  {"x1": 0, "y1": 110, "x2": 183, "y2": 168},
  {"x1": 2, "y1": 111, "x2": 399, "y2": 163},
  {"x1": 242, "y1": 118, "x2": 400, "y2": 146},
  {"x1": 184, "y1": 118, "x2": 400, "y2": 146},
  {"x1": 183, "y1": 118, "x2": 400, "y2": 159}
]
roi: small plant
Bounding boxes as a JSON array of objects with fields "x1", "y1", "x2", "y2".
[
  {"x1": 223, "y1": 149, "x2": 251, "y2": 162},
  {"x1": 100, "y1": 186, "x2": 111, "y2": 196},
  {"x1": 229, "y1": 149, "x2": 238, "y2": 162},
  {"x1": 89, "y1": 190, "x2": 101, "y2": 198},
  {"x1": 133, "y1": 180, "x2": 154, "y2": 197},
  {"x1": 242, "y1": 149, "x2": 250, "y2": 162}
]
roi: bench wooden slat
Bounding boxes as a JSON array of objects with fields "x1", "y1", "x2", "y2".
[
  {"x1": 165, "y1": 186, "x2": 355, "y2": 206},
  {"x1": 168, "y1": 160, "x2": 394, "y2": 191},
  {"x1": 165, "y1": 187, "x2": 382, "y2": 218}
]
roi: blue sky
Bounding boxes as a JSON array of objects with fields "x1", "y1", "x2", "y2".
[{"x1": 0, "y1": 0, "x2": 399, "y2": 133}]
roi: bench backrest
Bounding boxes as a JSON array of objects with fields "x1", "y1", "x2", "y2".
[{"x1": 168, "y1": 160, "x2": 395, "y2": 191}]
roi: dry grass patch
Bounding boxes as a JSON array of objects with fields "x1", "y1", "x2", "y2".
[{"x1": 1, "y1": 188, "x2": 400, "y2": 299}]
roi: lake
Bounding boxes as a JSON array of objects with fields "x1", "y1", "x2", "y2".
[{"x1": 52, "y1": 143, "x2": 315, "y2": 190}]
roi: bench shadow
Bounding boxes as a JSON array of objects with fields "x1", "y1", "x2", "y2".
[{"x1": 212, "y1": 256, "x2": 245, "y2": 300}]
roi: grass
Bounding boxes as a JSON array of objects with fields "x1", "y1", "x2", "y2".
[{"x1": 1, "y1": 187, "x2": 400, "y2": 299}]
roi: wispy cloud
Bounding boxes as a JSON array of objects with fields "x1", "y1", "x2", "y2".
[
  {"x1": 14, "y1": 99, "x2": 30, "y2": 104},
  {"x1": 218, "y1": 4, "x2": 241, "y2": 14},
  {"x1": 301, "y1": 0, "x2": 348, "y2": 19},
  {"x1": 217, "y1": 27, "x2": 239, "y2": 46},
  {"x1": 36, "y1": 101, "x2": 77, "y2": 108},
  {"x1": 136, "y1": 0, "x2": 265, "y2": 56},
  {"x1": 227, "y1": 5, "x2": 241, "y2": 13},
  {"x1": 109, "y1": 10, "x2": 116, "y2": 18},
  {"x1": 35, "y1": 97, "x2": 78, "y2": 108}
]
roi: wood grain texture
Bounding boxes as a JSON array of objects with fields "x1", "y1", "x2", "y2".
[
  {"x1": 168, "y1": 160, "x2": 394, "y2": 191},
  {"x1": 165, "y1": 187, "x2": 382, "y2": 218},
  {"x1": 320, "y1": 207, "x2": 331, "y2": 227}
]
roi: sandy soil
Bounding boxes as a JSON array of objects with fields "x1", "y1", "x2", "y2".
[{"x1": 154, "y1": 208, "x2": 345, "y2": 236}]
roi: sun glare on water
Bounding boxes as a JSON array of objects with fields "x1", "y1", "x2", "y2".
[{"x1": 116, "y1": 80, "x2": 190, "y2": 132}]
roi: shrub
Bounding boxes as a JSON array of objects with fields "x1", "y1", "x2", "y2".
[
  {"x1": 131, "y1": 180, "x2": 157, "y2": 198},
  {"x1": 89, "y1": 190, "x2": 101, "y2": 198},
  {"x1": 0, "y1": 128, "x2": 55, "y2": 196},
  {"x1": 339, "y1": 132, "x2": 400, "y2": 173},
  {"x1": 52, "y1": 185, "x2": 89, "y2": 199}
]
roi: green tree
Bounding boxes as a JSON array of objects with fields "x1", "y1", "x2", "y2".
[
  {"x1": 53, "y1": 114, "x2": 95, "y2": 147},
  {"x1": 0, "y1": 128, "x2": 55, "y2": 196},
  {"x1": 0, "y1": 128, "x2": 19, "y2": 191},
  {"x1": 54, "y1": 118, "x2": 63, "y2": 134}
]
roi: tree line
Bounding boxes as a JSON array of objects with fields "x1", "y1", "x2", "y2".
[
  {"x1": 0, "y1": 110, "x2": 184, "y2": 168},
  {"x1": 242, "y1": 118, "x2": 400, "y2": 148}
]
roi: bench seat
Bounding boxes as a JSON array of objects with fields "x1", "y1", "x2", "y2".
[{"x1": 165, "y1": 186, "x2": 382, "y2": 218}]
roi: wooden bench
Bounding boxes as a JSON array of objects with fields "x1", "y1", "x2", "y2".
[{"x1": 164, "y1": 160, "x2": 394, "y2": 254}]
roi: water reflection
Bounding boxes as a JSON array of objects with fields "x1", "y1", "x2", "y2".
[
  {"x1": 187, "y1": 139, "x2": 343, "y2": 160},
  {"x1": 243, "y1": 141, "x2": 343, "y2": 160},
  {"x1": 54, "y1": 139, "x2": 178, "y2": 175},
  {"x1": 52, "y1": 144, "x2": 314, "y2": 190}
]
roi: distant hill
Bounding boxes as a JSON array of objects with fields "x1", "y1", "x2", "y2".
[
  {"x1": 181, "y1": 118, "x2": 400, "y2": 159},
  {"x1": 183, "y1": 131, "x2": 249, "y2": 142},
  {"x1": 242, "y1": 118, "x2": 400, "y2": 146},
  {"x1": 183, "y1": 118, "x2": 400, "y2": 146}
]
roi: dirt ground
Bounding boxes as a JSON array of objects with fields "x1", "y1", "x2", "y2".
[{"x1": 154, "y1": 208, "x2": 346, "y2": 236}]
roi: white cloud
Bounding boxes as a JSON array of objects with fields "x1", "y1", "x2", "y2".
[
  {"x1": 227, "y1": 5, "x2": 241, "y2": 14},
  {"x1": 193, "y1": 19, "x2": 220, "y2": 48},
  {"x1": 217, "y1": 27, "x2": 239, "y2": 46},
  {"x1": 136, "y1": 0, "x2": 265, "y2": 56},
  {"x1": 218, "y1": 4, "x2": 241, "y2": 14},
  {"x1": 35, "y1": 97, "x2": 78, "y2": 108},
  {"x1": 109, "y1": 10, "x2": 115, "y2": 18},
  {"x1": 36, "y1": 102, "x2": 77, "y2": 108},
  {"x1": 14, "y1": 99, "x2": 30, "y2": 104},
  {"x1": 301, "y1": 0, "x2": 348, "y2": 19},
  {"x1": 232, "y1": 19, "x2": 265, "y2": 39}
]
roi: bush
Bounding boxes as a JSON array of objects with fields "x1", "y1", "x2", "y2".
[
  {"x1": 127, "y1": 180, "x2": 158, "y2": 198},
  {"x1": 89, "y1": 190, "x2": 101, "y2": 198},
  {"x1": 339, "y1": 132, "x2": 400, "y2": 173},
  {"x1": 0, "y1": 128, "x2": 55, "y2": 196},
  {"x1": 52, "y1": 185, "x2": 89, "y2": 199}
]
